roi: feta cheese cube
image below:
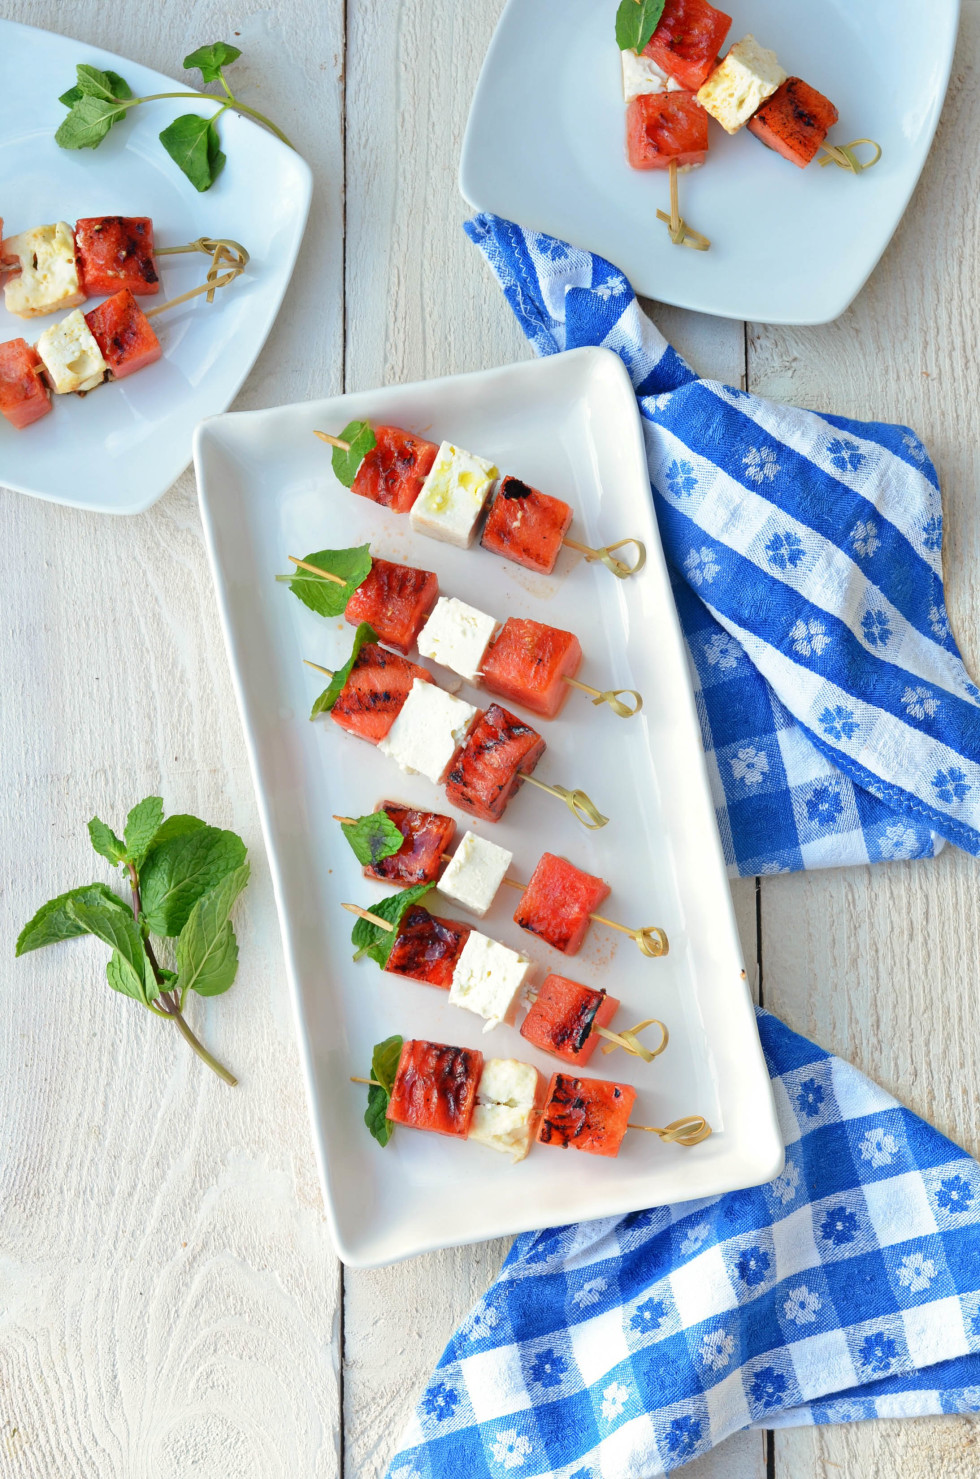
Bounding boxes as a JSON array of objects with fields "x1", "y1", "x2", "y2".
[
  {"x1": 417, "y1": 596, "x2": 498, "y2": 683},
  {"x1": 378, "y1": 678, "x2": 477, "y2": 784},
  {"x1": 470, "y1": 1057, "x2": 540, "y2": 1162},
  {"x1": 621, "y1": 50, "x2": 681, "y2": 102},
  {"x1": 35, "y1": 309, "x2": 108, "y2": 395},
  {"x1": 696, "y1": 36, "x2": 787, "y2": 134},
  {"x1": 449, "y1": 931, "x2": 532, "y2": 1032},
  {"x1": 438, "y1": 831, "x2": 513, "y2": 917},
  {"x1": 3, "y1": 222, "x2": 84, "y2": 319},
  {"x1": 410, "y1": 442, "x2": 498, "y2": 549}
]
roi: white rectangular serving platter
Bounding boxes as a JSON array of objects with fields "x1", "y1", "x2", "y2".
[
  {"x1": 195, "y1": 347, "x2": 783, "y2": 1267},
  {"x1": 0, "y1": 19, "x2": 312, "y2": 513}
]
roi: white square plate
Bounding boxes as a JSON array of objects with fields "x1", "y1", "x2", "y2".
[
  {"x1": 460, "y1": 0, "x2": 959, "y2": 324},
  {"x1": 194, "y1": 347, "x2": 782, "y2": 1268},
  {"x1": 0, "y1": 19, "x2": 312, "y2": 513}
]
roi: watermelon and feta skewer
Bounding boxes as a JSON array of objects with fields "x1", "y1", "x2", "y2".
[{"x1": 313, "y1": 424, "x2": 646, "y2": 580}]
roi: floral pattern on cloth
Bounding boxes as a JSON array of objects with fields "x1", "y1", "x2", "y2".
[
  {"x1": 462, "y1": 214, "x2": 980, "y2": 874},
  {"x1": 387, "y1": 1011, "x2": 980, "y2": 1478}
]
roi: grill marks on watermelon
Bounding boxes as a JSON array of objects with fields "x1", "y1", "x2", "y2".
[
  {"x1": 385, "y1": 904, "x2": 471, "y2": 987},
  {"x1": 387, "y1": 1039, "x2": 483, "y2": 1138},
  {"x1": 643, "y1": 0, "x2": 732, "y2": 91},
  {"x1": 352, "y1": 425, "x2": 439, "y2": 513},
  {"x1": 481, "y1": 476, "x2": 573, "y2": 574},
  {"x1": 0, "y1": 338, "x2": 51, "y2": 428},
  {"x1": 514, "y1": 853, "x2": 610, "y2": 956},
  {"x1": 520, "y1": 975, "x2": 620, "y2": 1066},
  {"x1": 480, "y1": 618, "x2": 582, "y2": 720},
  {"x1": 747, "y1": 77, "x2": 839, "y2": 168},
  {"x1": 537, "y1": 1072, "x2": 636, "y2": 1156},
  {"x1": 331, "y1": 643, "x2": 434, "y2": 744},
  {"x1": 445, "y1": 703, "x2": 545, "y2": 822},
  {"x1": 627, "y1": 91, "x2": 710, "y2": 171},
  {"x1": 345, "y1": 557, "x2": 439, "y2": 654},
  {"x1": 84, "y1": 289, "x2": 162, "y2": 379},
  {"x1": 74, "y1": 216, "x2": 159, "y2": 297},
  {"x1": 365, "y1": 803, "x2": 456, "y2": 887}
]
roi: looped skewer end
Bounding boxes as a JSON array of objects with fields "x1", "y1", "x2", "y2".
[
  {"x1": 589, "y1": 913, "x2": 669, "y2": 958},
  {"x1": 629, "y1": 1115, "x2": 713, "y2": 1147},
  {"x1": 519, "y1": 773, "x2": 609, "y2": 829},
  {"x1": 818, "y1": 139, "x2": 882, "y2": 174},
  {"x1": 598, "y1": 1017, "x2": 669, "y2": 1063},
  {"x1": 564, "y1": 676, "x2": 643, "y2": 718},
  {"x1": 655, "y1": 208, "x2": 711, "y2": 251},
  {"x1": 143, "y1": 238, "x2": 249, "y2": 320},
  {"x1": 564, "y1": 536, "x2": 647, "y2": 580}
]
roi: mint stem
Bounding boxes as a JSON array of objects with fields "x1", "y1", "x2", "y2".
[{"x1": 114, "y1": 89, "x2": 294, "y2": 148}]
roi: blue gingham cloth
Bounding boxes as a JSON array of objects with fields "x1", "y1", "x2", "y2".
[
  {"x1": 463, "y1": 215, "x2": 980, "y2": 876},
  {"x1": 387, "y1": 1009, "x2": 980, "y2": 1478}
]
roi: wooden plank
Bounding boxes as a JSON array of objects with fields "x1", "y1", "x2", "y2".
[
  {"x1": 0, "y1": 2, "x2": 346, "y2": 1474},
  {"x1": 751, "y1": 6, "x2": 980, "y2": 1474}
]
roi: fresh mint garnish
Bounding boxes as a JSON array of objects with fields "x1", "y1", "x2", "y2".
[
  {"x1": 310, "y1": 621, "x2": 377, "y2": 719},
  {"x1": 331, "y1": 420, "x2": 377, "y2": 489},
  {"x1": 351, "y1": 882, "x2": 432, "y2": 967},
  {"x1": 615, "y1": 0, "x2": 666, "y2": 54},
  {"x1": 364, "y1": 1034, "x2": 404, "y2": 1147},
  {"x1": 340, "y1": 811, "x2": 405, "y2": 867},
  {"x1": 279, "y1": 544, "x2": 372, "y2": 618}
]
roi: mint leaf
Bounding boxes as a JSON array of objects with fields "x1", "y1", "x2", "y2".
[
  {"x1": 16, "y1": 883, "x2": 129, "y2": 956},
  {"x1": 175, "y1": 862, "x2": 250, "y2": 997},
  {"x1": 159, "y1": 113, "x2": 223, "y2": 192},
  {"x1": 311, "y1": 622, "x2": 377, "y2": 719},
  {"x1": 55, "y1": 96, "x2": 122, "y2": 150},
  {"x1": 351, "y1": 882, "x2": 432, "y2": 967},
  {"x1": 88, "y1": 815, "x2": 127, "y2": 866},
  {"x1": 615, "y1": 0, "x2": 666, "y2": 53},
  {"x1": 59, "y1": 68, "x2": 130, "y2": 109},
  {"x1": 341, "y1": 811, "x2": 404, "y2": 867},
  {"x1": 331, "y1": 420, "x2": 377, "y2": 489},
  {"x1": 148, "y1": 813, "x2": 207, "y2": 847},
  {"x1": 140, "y1": 826, "x2": 247, "y2": 937},
  {"x1": 124, "y1": 796, "x2": 165, "y2": 867},
  {"x1": 58, "y1": 85, "x2": 83, "y2": 106},
  {"x1": 283, "y1": 545, "x2": 372, "y2": 619},
  {"x1": 106, "y1": 949, "x2": 153, "y2": 1004},
  {"x1": 68, "y1": 900, "x2": 156, "y2": 1006},
  {"x1": 364, "y1": 1034, "x2": 404, "y2": 1147},
  {"x1": 183, "y1": 42, "x2": 242, "y2": 83}
]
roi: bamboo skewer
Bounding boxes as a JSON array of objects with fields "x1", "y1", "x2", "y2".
[{"x1": 656, "y1": 160, "x2": 711, "y2": 252}]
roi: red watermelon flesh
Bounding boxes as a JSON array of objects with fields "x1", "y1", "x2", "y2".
[
  {"x1": 352, "y1": 425, "x2": 439, "y2": 513},
  {"x1": 480, "y1": 618, "x2": 582, "y2": 720},
  {"x1": 445, "y1": 703, "x2": 545, "y2": 822},
  {"x1": 536, "y1": 1073, "x2": 636, "y2": 1156},
  {"x1": 385, "y1": 904, "x2": 471, "y2": 987},
  {"x1": 345, "y1": 557, "x2": 438, "y2": 654},
  {"x1": 387, "y1": 1038, "x2": 483, "y2": 1138},
  {"x1": 365, "y1": 802, "x2": 455, "y2": 886},
  {"x1": 520, "y1": 975, "x2": 619, "y2": 1065},
  {"x1": 74, "y1": 216, "x2": 159, "y2": 297},
  {"x1": 84, "y1": 289, "x2": 162, "y2": 379},
  {"x1": 331, "y1": 644, "x2": 433, "y2": 744},
  {"x1": 644, "y1": 0, "x2": 732, "y2": 91},
  {"x1": 627, "y1": 92, "x2": 709, "y2": 170},
  {"x1": 514, "y1": 853, "x2": 610, "y2": 956},
  {"x1": 0, "y1": 338, "x2": 51, "y2": 428},
  {"x1": 480, "y1": 476, "x2": 572, "y2": 574},
  {"x1": 747, "y1": 77, "x2": 839, "y2": 168}
]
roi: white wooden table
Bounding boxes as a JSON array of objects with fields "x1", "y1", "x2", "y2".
[{"x1": 2, "y1": 3, "x2": 979, "y2": 1475}]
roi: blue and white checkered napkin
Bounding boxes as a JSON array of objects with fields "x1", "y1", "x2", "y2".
[
  {"x1": 463, "y1": 214, "x2": 980, "y2": 877},
  {"x1": 386, "y1": 1010, "x2": 980, "y2": 1479}
]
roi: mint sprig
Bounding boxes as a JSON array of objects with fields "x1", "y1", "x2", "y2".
[
  {"x1": 17, "y1": 797, "x2": 249, "y2": 1085},
  {"x1": 277, "y1": 544, "x2": 373, "y2": 618},
  {"x1": 331, "y1": 421, "x2": 377, "y2": 488},
  {"x1": 351, "y1": 882, "x2": 432, "y2": 967},
  {"x1": 615, "y1": 0, "x2": 667, "y2": 54},
  {"x1": 364, "y1": 1034, "x2": 404, "y2": 1147},
  {"x1": 340, "y1": 811, "x2": 405, "y2": 867},
  {"x1": 54, "y1": 45, "x2": 294, "y2": 192},
  {"x1": 310, "y1": 621, "x2": 377, "y2": 719}
]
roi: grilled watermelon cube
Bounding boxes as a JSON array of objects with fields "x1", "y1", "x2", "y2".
[
  {"x1": 445, "y1": 703, "x2": 545, "y2": 822},
  {"x1": 352, "y1": 425, "x2": 440, "y2": 513},
  {"x1": 480, "y1": 618, "x2": 582, "y2": 720},
  {"x1": 0, "y1": 338, "x2": 51, "y2": 429},
  {"x1": 747, "y1": 77, "x2": 839, "y2": 168},
  {"x1": 365, "y1": 802, "x2": 455, "y2": 886},
  {"x1": 74, "y1": 216, "x2": 159, "y2": 297},
  {"x1": 520, "y1": 974, "x2": 620, "y2": 1065},
  {"x1": 627, "y1": 91, "x2": 710, "y2": 170},
  {"x1": 345, "y1": 557, "x2": 439, "y2": 654},
  {"x1": 537, "y1": 1072, "x2": 636, "y2": 1156},
  {"x1": 84, "y1": 289, "x2": 162, "y2": 379},
  {"x1": 385, "y1": 904, "x2": 471, "y2": 987},
  {"x1": 331, "y1": 643, "x2": 434, "y2": 744},
  {"x1": 643, "y1": 0, "x2": 732, "y2": 92},
  {"x1": 514, "y1": 853, "x2": 610, "y2": 956},
  {"x1": 481, "y1": 476, "x2": 573, "y2": 575},
  {"x1": 387, "y1": 1038, "x2": 483, "y2": 1138}
]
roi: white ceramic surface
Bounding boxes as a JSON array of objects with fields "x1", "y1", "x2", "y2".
[
  {"x1": 195, "y1": 347, "x2": 782, "y2": 1267},
  {"x1": 460, "y1": 0, "x2": 959, "y2": 324},
  {"x1": 0, "y1": 19, "x2": 312, "y2": 513}
]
